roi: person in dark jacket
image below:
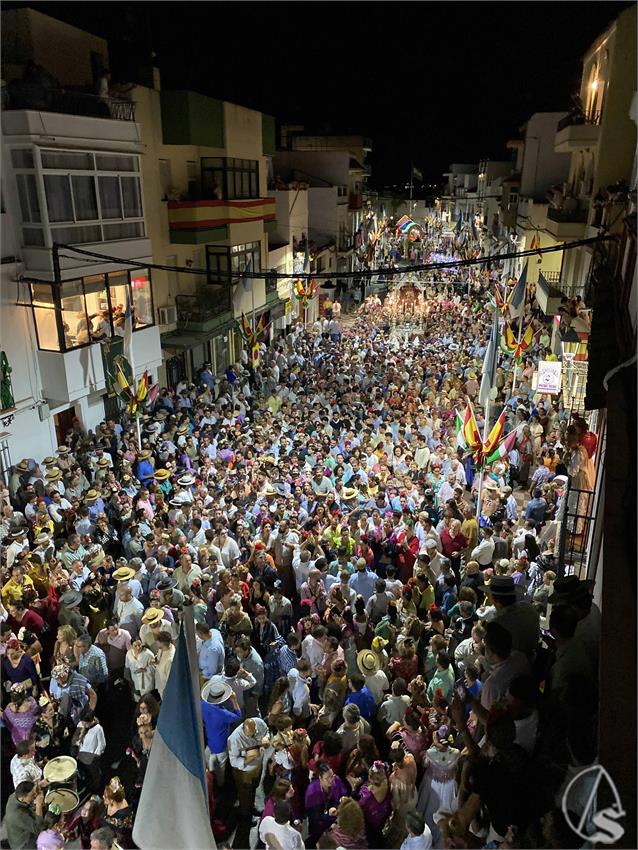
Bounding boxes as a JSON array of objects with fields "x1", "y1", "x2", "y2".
[{"x1": 5, "y1": 781, "x2": 44, "y2": 849}]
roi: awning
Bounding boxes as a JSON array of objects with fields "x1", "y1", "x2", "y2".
[{"x1": 160, "y1": 331, "x2": 214, "y2": 351}]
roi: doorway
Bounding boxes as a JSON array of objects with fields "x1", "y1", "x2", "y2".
[{"x1": 54, "y1": 407, "x2": 77, "y2": 446}]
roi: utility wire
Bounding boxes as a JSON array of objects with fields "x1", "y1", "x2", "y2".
[{"x1": 53, "y1": 234, "x2": 617, "y2": 283}]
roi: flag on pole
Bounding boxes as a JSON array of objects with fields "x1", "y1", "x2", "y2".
[
  {"x1": 123, "y1": 286, "x2": 134, "y2": 372},
  {"x1": 456, "y1": 404, "x2": 482, "y2": 453},
  {"x1": 411, "y1": 164, "x2": 423, "y2": 182},
  {"x1": 479, "y1": 309, "x2": 499, "y2": 409},
  {"x1": 485, "y1": 424, "x2": 522, "y2": 465},
  {"x1": 482, "y1": 408, "x2": 507, "y2": 458},
  {"x1": 507, "y1": 261, "x2": 528, "y2": 320},
  {"x1": 132, "y1": 608, "x2": 216, "y2": 850}
]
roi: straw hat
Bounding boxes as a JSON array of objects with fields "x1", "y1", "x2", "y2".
[
  {"x1": 45, "y1": 469, "x2": 62, "y2": 482},
  {"x1": 263, "y1": 485, "x2": 277, "y2": 497},
  {"x1": 16, "y1": 459, "x2": 29, "y2": 472},
  {"x1": 483, "y1": 478, "x2": 500, "y2": 491},
  {"x1": 90, "y1": 551, "x2": 106, "y2": 569},
  {"x1": 84, "y1": 490, "x2": 99, "y2": 503},
  {"x1": 153, "y1": 469, "x2": 171, "y2": 481},
  {"x1": 342, "y1": 487, "x2": 360, "y2": 501},
  {"x1": 201, "y1": 680, "x2": 233, "y2": 704},
  {"x1": 138, "y1": 450, "x2": 152, "y2": 460},
  {"x1": 357, "y1": 649, "x2": 381, "y2": 676},
  {"x1": 42, "y1": 456, "x2": 57, "y2": 466},
  {"x1": 35, "y1": 532, "x2": 51, "y2": 546},
  {"x1": 177, "y1": 474, "x2": 195, "y2": 487},
  {"x1": 176, "y1": 425, "x2": 189, "y2": 436},
  {"x1": 97, "y1": 458, "x2": 110, "y2": 468},
  {"x1": 112, "y1": 566, "x2": 136, "y2": 582},
  {"x1": 56, "y1": 446, "x2": 70, "y2": 455},
  {"x1": 141, "y1": 607, "x2": 164, "y2": 625}
]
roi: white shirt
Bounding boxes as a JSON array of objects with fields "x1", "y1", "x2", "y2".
[
  {"x1": 79, "y1": 722, "x2": 107, "y2": 756},
  {"x1": 10, "y1": 756, "x2": 42, "y2": 788},
  {"x1": 364, "y1": 669, "x2": 390, "y2": 704},
  {"x1": 259, "y1": 817, "x2": 305, "y2": 850}
]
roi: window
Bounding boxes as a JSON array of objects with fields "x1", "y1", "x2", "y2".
[
  {"x1": 29, "y1": 268, "x2": 154, "y2": 352},
  {"x1": 40, "y1": 148, "x2": 145, "y2": 245},
  {"x1": 200, "y1": 157, "x2": 259, "y2": 200},
  {"x1": 16, "y1": 174, "x2": 41, "y2": 223}
]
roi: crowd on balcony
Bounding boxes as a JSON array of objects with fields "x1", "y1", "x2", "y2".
[{"x1": 0, "y1": 230, "x2": 601, "y2": 850}]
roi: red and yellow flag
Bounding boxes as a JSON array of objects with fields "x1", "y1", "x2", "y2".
[{"x1": 483, "y1": 408, "x2": 507, "y2": 458}]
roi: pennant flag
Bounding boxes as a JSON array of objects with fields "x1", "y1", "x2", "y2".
[
  {"x1": 479, "y1": 309, "x2": 499, "y2": 409},
  {"x1": 485, "y1": 424, "x2": 522, "y2": 465},
  {"x1": 132, "y1": 608, "x2": 215, "y2": 850},
  {"x1": 483, "y1": 408, "x2": 507, "y2": 458},
  {"x1": 507, "y1": 261, "x2": 528, "y2": 320}
]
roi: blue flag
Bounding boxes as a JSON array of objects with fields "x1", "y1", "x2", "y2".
[
  {"x1": 479, "y1": 308, "x2": 499, "y2": 409},
  {"x1": 132, "y1": 608, "x2": 215, "y2": 849}
]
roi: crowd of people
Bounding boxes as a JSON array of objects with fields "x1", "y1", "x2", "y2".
[{"x1": 0, "y1": 251, "x2": 601, "y2": 850}]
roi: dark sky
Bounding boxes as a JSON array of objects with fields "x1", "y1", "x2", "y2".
[{"x1": 7, "y1": 1, "x2": 634, "y2": 188}]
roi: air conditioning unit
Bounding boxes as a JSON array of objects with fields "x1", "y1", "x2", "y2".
[
  {"x1": 158, "y1": 305, "x2": 178, "y2": 325},
  {"x1": 38, "y1": 403, "x2": 50, "y2": 421}
]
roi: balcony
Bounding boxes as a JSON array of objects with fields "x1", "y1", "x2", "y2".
[
  {"x1": 348, "y1": 193, "x2": 363, "y2": 211},
  {"x1": 3, "y1": 86, "x2": 136, "y2": 121},
  {"x1": 167, "y1": 197, "x2": 276, "y2": 245},
  {"x1": 37, "y1": 325, "x2": 161, "y2": 405},
  {"x1": 545, "y1": 205, "x2": 588, "y2": 240},
  {"x1": 542, "y1": 270, "x2": 585, "y2": 299},
  {"x1": 554, "y1": 117, "x2": 600, "y2": 153}
]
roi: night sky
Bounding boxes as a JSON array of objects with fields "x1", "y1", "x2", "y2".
[{"x1": 5, "y1": 1, "x2": 634, "y2": 188}]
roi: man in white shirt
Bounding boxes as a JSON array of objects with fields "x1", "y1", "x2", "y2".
[
  {"x1": 10, "y1": 739, "x2": 42, "y2": 788},
  {"x1": 471, "y1": 526, "x2": 496, "y2": 568},
  {"x1": 259, "y1": 801, "x2": 305, "y2": 850},
  {"x1": 115, "y1": 585, "x2": 144, "y2": 638},
  {"x1": 76, "y1": 709, "x2": 106, "y2": 791}
]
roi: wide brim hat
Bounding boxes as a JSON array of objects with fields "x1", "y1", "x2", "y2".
[
  {"x1": 138, "y1": 450, "x2": 152, "y2": 460},
  {"x1": 45, "y1": 469, "x2": 63, "y2": 482},
  {"x1": 357, "y1": 648, "x2": 381, "y2": 676},
  {"x1": 146, "y1": 422, "x2": 162, "y2": 434},
  {"x1": 35, "y1": 532, "x2": 51, "y2": 545},
  {"x1": 263, "y1": 485, "x2": 277, "y2": 496},
  {"x1": 97, "y1": 458, "x2": 110, "y2": 468},
  {"x1": 141, "y1": 607, "x2": 164, "y2": 624},
  {"x1": 177, "y1": 475, "x2": 195, "y2": 487},
  {"x1": 483, "y1": 478, "x2": 500, "y2": 491},
  {"x1": 176, "y1": 425, "x2": 189, "y2": 435},
  {"x1": 42, "y1": 456, "x2": 57, "y2": 466},
  {"x1": 113, "y1": 566, "x2": 136, "y2": 582},
  {"x1": 153, "y1": 469, "x2": 171, "y2": 481},
  {"x1": 84, "y1": 489, "x2": 100, "y2": 503},
  {"x1": 59, "y1": 590, "x2": 83, "y2": 607},
  {"x1": 10, "y1": 528, "x2": 27, "y2": 539},
  {"x1": 90, "y1": 551, "x2": 105, "y2": 568},
  {"x1": 548, "y1": 574, "x2": 587, "y2": 604},
  {"x1": 56, "y1": 446, "x2": 70, "y2": 455},
  {"x1": 342, "y1": 487, "x2": 360, "y2": 500},
  {"x1": 156, "y1": 577, "x2": 177, "y2": 591},
  {"x1": 201, "y1": 679, "x2": 233, "y2": 704},
  {"x1": 479, "y1": 575, "x2": 516, "y2": 597},
  {"x1": 16, "y1": 459, "x2": 29, "y2": 471}
]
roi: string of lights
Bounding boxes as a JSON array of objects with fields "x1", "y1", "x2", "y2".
[{"x1": 53, "y1": 233, "x2": 617, "y2": 283}]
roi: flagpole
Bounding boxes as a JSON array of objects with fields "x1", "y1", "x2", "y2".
[
  {"x1": 510, "y1": 292, "x2": 527, "y2": 396},
  {"x1": 135, "y1": 416, "x2": 142, "y2": 452},
  {"x1": 475, "y1": 398, "x2": 490, "y2": 520}
]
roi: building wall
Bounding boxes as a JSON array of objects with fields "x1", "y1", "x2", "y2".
[
  {"x1": 1, "y1": 8, "x2": 108, "y2": 86},
  {"x1": 519, "y1": 113, "x2": 570, "y2": 201}
]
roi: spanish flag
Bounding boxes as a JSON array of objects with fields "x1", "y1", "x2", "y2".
[{"x1": 456, "y1": 403, "x2": 482, "y2": 453}]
